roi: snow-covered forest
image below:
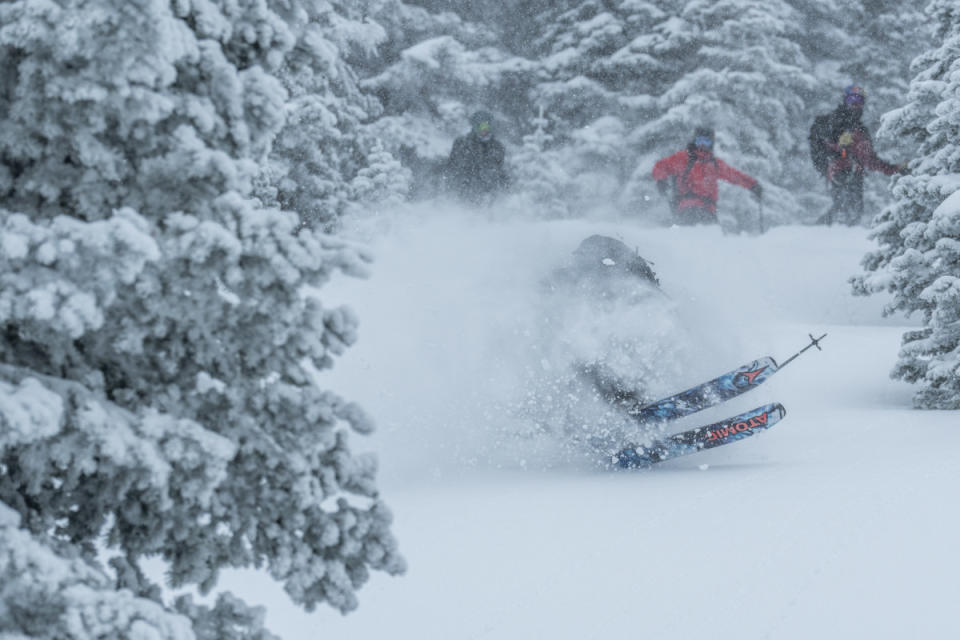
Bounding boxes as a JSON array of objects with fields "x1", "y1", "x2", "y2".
[{"x1": 1, "y1": 1, "x2": 959, "y2": 638}]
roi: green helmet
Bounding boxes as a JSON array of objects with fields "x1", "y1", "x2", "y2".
[
  {"x1": 469, "y1": 110, "x2": 493, "y2": 128},
  {"x1": 469, "y1": 111, "x2": 494, "y2": 140}
]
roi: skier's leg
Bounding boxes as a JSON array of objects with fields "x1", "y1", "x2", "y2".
[
  {"x1": 819, "y1": 198, "x2": 838, "y2": 226},
  {"x1": 676, "y1": 206, "x2": 714, "y2": 226},
  {"x1": 817, "y1": 203, "x2": 836, "y2": 226},
  {"x1": 833, "y1": 171, "x2": 860, "y2": 225},
  {"x1": 674, "y1": 207, "x2": 696, "y2": 226},
  {"x1": 837, "y1": 186, "x2": 853, "y2": 225},
  {"x1": 576, "y1": 361, "x2": 646, "y2": 406},
  {"x1": 836, "y1": 174, "x2": 865, "y2": 226},
  {"x1": 697, "y1": 207, "x2": 717, "y2": 226},
  {"x1": 847, "y1": 174, "x2": 866, "y2": 226},
  {"x1": 823, "y1": 177, "x2": 845, "y2": 226}
]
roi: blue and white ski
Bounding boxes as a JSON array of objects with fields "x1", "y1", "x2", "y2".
[
  {"x1": 615, "y1": 402, "x2": 786, "y2": 468},
  {"x1": 626, "y1": 357, "x2": 778, "y2": 423},
  {"x1": 585, "y1": 333, "x2": 825, "y2": 425}
]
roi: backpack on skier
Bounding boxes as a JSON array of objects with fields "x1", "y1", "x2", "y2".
[{"x1": 808, "y1": 114, "x2": 833, "y2": 177}]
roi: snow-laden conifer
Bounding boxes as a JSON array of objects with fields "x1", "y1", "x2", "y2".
[
  {"x1": 268, "y1": 0, "x2": 389, "y2": 230},
  {"x1": 510, "y1": 108, "x2": 574, "y2": 217},
  {"x1": 0, "y1": 1, "x2": 403, "y2": 636},
  {"x1": 853, "y1": 0, "x2": 960, "y2": 408},
  {"x1": 348, "y1": 141, "x2": 412, "y2": 211},
  {"x1": 0, "y1": 501, "x2": 200, "y2": 639}
]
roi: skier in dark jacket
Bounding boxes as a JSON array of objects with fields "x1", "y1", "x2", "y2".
[
  {"x1": 809, "y1": 85, "x2": 906, "y2": 225},
  {"x1": 444, "y1": 110, "x2": 510, "y2": 204},
  {"x1": 546, "y1": 234, "x2": 660, "y2": 296},
  {"x1": 652, "y1": 127, "x2": 762, "y2": 226}
]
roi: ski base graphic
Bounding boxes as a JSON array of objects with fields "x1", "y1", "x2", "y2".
[
  {"x1": 614, "y1": 403, "x2": 786, "y2": 469},
  {"x1": 583, "y1": 334, "x2": 825, "y2": 427},
  {"x1": 626, "y1": 358, "x2": 778, "y2": 424}
]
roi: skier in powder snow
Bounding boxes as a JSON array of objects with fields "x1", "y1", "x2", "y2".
[
  {"x1": 553, "y1": 235, "x2": 663, "y2": 408},
  {"x1": 443, "y1": 110, "x2": 510, "y2": 205},
  {"x1": 525, "y1": 235, "x2": 682, "y2": 455},
  {"x1": 809, "y1": 84, "x2": 908, "y2": 226},
  {"x1": 652, "y1": 127, "x2": 762, "y2": 226}
]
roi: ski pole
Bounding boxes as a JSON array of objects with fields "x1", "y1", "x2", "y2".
[
  {"x1": 758, "y1": 197, "x2": 765, "y2": 234},
  {"x1": 669, "y1": 178, "x2": 678, "y2": 217},
  {"x1": 776, "y1": 333, "x2": 827, "y2": 370}
]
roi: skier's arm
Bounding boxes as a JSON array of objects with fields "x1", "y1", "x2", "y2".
[
  {"x1": 715, "y1": 158, "x2": 758, "y2": 190},
  {"x1": 443, "y1": 137, "x2": 469, "y2": 185},
  {"x1": 651, "y1": 151, "x2": 687, "y2": 181},
  {"x1": 851, "y1": 133, "x2": 899, "y2": 176},
  {"x1": 447, "y1": 137, "x2": 466, "y2": 168}
]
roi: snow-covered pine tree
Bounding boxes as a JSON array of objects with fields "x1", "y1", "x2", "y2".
[
  {"x1": 268, "y1": 0, "x2": 391, "y2": 231},
  {"x1": 0, "y1": 1, "x2": 403, "y2": 637},
  {"x1": 344, "y1": 140, "x2": 413, "y2": 230},
  {"x1": 0, "y1": 486, "x2": 206, "y2": 638},
  {"x1": 853, "y1": 0, "x2": 960, "y2": 409},
  {"x1": 511, "y1": 107, "x2": 574, "y2": 217},
  {"x1": 409, "y1": 0, "x2": 547, "y2": 54},
  {"x1": 528, "y1": 0, "x2": 631, "y2": 129}
]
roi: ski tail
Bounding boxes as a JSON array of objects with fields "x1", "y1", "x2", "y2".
[
  {"x1": 615, "y1": 402, "x2": 786, "y2": 469},
  {"x1": 627, "y1": 357, "x2": 779, "y2": 424}
]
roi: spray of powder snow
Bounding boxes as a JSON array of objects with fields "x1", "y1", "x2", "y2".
[
  {"x1": 511, "y1": 257, "x2": 696, "y2": 463},
  {"x1": 317, "y1": 203, "x2": 722, "y2": 481},
  {"x1": 318, "y1": 200, "x2": 905, "y2": 484}
]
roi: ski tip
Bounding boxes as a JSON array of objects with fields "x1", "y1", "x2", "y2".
[
  {"x1": 754, "y1": 402, "x2": 786, "y2": 421},
  {"x1": 750, "y1": 402, "x2": 786, "y2": 422}
]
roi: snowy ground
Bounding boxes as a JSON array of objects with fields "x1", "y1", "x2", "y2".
[{"x1": 227, "y1": 206, "x2": 960, "y2": 639}]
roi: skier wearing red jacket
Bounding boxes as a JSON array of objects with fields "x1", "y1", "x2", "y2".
[{"x1": 652, "y1": 127, "x2": 762, "y2": 226}]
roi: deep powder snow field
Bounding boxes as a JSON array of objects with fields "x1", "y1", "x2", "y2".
[{"x1": 226, "y1": 207, "x2": 960, "y2": 640}]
